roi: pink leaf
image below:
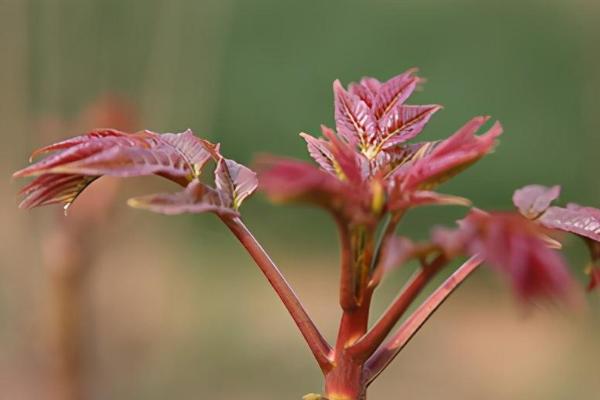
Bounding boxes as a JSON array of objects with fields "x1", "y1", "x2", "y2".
[
  {"x1": 14, "y1": 129, "x2": 211, "y2": 184},
  {"x1": 372, "y1": 69, "x2": 420, "y2": 119},
  {"x1": 512, "y1": 184, "x2": 561, "y2": 219},
  {"x1": 127, "y1": 180, "x2": 236, "y2": 216},
  {"x1": 321, "y1": 125, "x2": 366, "y2": 184},
  {"x1": 379, "y1": 105, "x2": 441, "y2": 147},
  {"x1": 215, "y1": 157, "x2": 258, "y2": 210},
  {"x1": 333, "y1": 80, "x2": 377, "y2": 146},
  {"x1": 401, "y1": 117, "x2": 502, "y2": 190},
  {"x1": 258, "y1": 156, "x2": 371, "y2": 221},
  {"x1": 14, "y1": 129, "x2": 257, "y2": 213},
  {"x1": 434, "y1": 211, "x2": 579, "y2": 303},
  {"x1": 17, "y1": 173, "x2": 97, "y2": 210},
  {"x1": 526, "y1": 201, "x2": 600, "y2": 292},
  {"x1": 538, "y1": 205, "x2": 600, "y2": 243},
  {"x1": 300, "y1": 132, "x2": 337, "y2": 176},
  {"x1": 28, "y1": 129, "x2": 125, "y2": 160},
  {"x1": 348, "y1": 81, "x2": 377, "y2": 108},
  {"x1": 381, "y1": 141, "x2": 440, "y2": 178},
  {"x1": 388, "y1": 190, "x2": 471, "y2": 211},
  {"x1": 258, "y1": 157, "x2": 343, "y2": 205}
]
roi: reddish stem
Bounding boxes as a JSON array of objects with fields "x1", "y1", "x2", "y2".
[
  {"x1": 370, "y1": 210, "x2": 404, "y2": 273},
  {"x1": 348, "y1": 254, "x2": 447, "y2": 360},
  {"x1": 325, "y1": 291, "x2": 372, "y2": 400},
  {"x1": 336, "y1": 216, "x2": 356, "y2": 311},
  {"x1": 364, "y1": 255, "x2": 483, "y2": 384},
  {"x1": 221, "y1": 216, "x2": 334, "y2": 373}
]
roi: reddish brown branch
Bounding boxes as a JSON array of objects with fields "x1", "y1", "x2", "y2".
[
  {"x1": 335, "y1": 216, "x2": 356, "y2": 311},
  {"x1": 364, "y1": 255, "x2": 483, "y2": 384},
  {"x1": 221, "y1": 216, "x2": 334, "y2": 373},
  {"x1": 348, "y1": 254, "x2": 447, "y2": 360}
]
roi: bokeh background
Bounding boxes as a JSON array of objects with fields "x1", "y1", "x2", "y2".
[{"x1": 1, "y1": 0, "x2": 600, "y2": 399}]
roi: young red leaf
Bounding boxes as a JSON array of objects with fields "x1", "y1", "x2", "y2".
[
  {"x1": 300, "y1": 132, "x2": 337, "y2": 176},
  {"x1": 379, "y1": 141, "x2": 440, "y2": 178},
  {"x1": 215, "y1": 157, "x2": 259, "y2": 210},
  {"x1": 512, "y1": 184, "x2": 561, "y2": 219},
  {"x1": 434, "y1": 210, "x2": 579, "y2": 303},
  {"x1": 258, "y1": 156, "x2": 372, "y2": 221},
  {"x1": 513, "y1": 187, "x2": 600, "y2": 292},
  {"x1": 400, "y1": 117, "x2": 502, "y2": 191},
  {"x1": 320, "y1": 125, "x2": 366, "y2": 184},
  {"x1": 28, "y1": 129, "x2": 126, "y2": 161},
  {"x1": 538, "y1": 204, "x2": 600, "y2": 243},
  {"x1": 333, "y1": 80, "x2": 377, "y2": 147},
  {"x1": 14, "y1": 129, "x2": 259, "y2": 213},
  {"x1": 127, "y1": 180, "x2": 236, "y2": 216},
  {"x1": 388, "y1": 190, "x2": 471, "y2": 211},
  {"x1": 258, "y1": 157, "x2": 343, "y2": 205},
  {"x1": 372, "y1": 69, "x2": 420, "y2": 119},
  {"x1": 379, "y1": 104, "x2": 441, "y2": 148},
  {"x1": 17, "y1": 173, "x2": 97, "y2": 210},
  {"x1": 14, "y1": 129, "x2": 211, "y2": 184},
  {"x1": 348, "y1": 81, "x2": 376, "y2": 108}
]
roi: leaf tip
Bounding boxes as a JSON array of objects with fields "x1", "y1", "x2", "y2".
[{"x1": 332, "y1": 79, "x2": 345, "y2": 93}]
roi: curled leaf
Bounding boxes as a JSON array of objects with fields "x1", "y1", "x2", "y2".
[
  {"x1": 512, "y1": 184, "x2": 561, "y2": 219},
  {"x1": 17, "y1": 173, "x2": 98, "y2": 210},
  {"x1": 215, "y1": 157, "x2": 258, "y2": 210},
  {"x1": 128, "y1": 180, "x2": 236, "y2": 216}
]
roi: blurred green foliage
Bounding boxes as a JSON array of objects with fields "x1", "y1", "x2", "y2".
[{"x1": 3, "y1": 1, "x2": 600, "y2": 399}]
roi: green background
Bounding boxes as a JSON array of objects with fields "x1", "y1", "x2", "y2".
[{"x1": 1, "y1": 1, "x2": 599, "y2": 399}]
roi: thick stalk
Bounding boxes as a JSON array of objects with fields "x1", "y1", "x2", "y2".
[
  {"x1": 348, "y1": 254, "x2": 447, "y2": 360},
  {"x1": 220, "y1": 216, "x2": 333, "y2": 373},
  {"x1": 325, "y1": 291, "x2": 372, "y2": 400},
  {"x1": 335, "y1": 217, "x2": 355, "y2": 310},
  {"x1": 324, "y1": 221, "x2": 377, "y2": 400},
  {"x1": 364, "y1": 255, "x2": 483, "y2": 384}
]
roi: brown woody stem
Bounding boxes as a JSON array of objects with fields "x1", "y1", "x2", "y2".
[{"x1": 220, "y1": 216, "x2": 334, "y2": 373}]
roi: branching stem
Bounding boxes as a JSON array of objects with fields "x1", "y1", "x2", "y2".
[
  {"x1": 364, "y1": 255, "x2": 483, "y2": 384},
  {"x1": 348, "y1": 254, "x2": 448, "y2": 360},
  {"x1": 336, "y1": 216, "x2": 357, "y2": 310},
  {"x1": 220, "y1": 215, "x2": 334, "y2": 373}
]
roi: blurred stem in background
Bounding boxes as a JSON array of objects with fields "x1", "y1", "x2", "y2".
[{"x1": 38, "y1": 97, "x2": 137, "y2": 400}]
